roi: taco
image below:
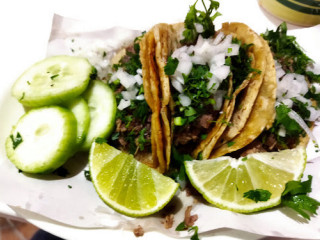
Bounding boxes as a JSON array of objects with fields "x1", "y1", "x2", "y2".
[
  {"x1": 108, "y1": 33, "x2": 169, "y2": 173},
  {"x1": 210, "y1": 23, "x2": 277, "y2": 158},
  {"x1": 161, "y1": 20, "x2": 273, "y2": 160},
  {"x1": 213, "y1": 22, "x2": 320, "y2": 157},
  {"x1": 232, "y1": 22, "x2": 320, "y2": 155}
]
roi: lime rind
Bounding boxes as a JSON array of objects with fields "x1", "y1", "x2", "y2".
[
  {"x1": 185, "y1": 147, "x2": 307, "y2": 213},
  {"x1": 89, "y1": 142, "x2": 179, "y2": 217}
]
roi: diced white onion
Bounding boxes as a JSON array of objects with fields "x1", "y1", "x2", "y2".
[
  {"x1": 226, "y1": 44, "x2": 240, "y2": 56},
  {"x1": 207, "y1": 75, "x2": 220, "y2": 92},
  {"x1": 174, "y1": 74, "x2": 185, "y2": 85},
  {"x1": 211, "y1": 65, "x2": 230, "y2": 80},
  {"x1": 280, "y1": 98, "x2": 293, "y2": 108},
  {"x1": 169, "y1": 32, "x2": 240, "y2": 94},
  {"x1": 172, "y1": 79, "x2": 183, "y2": 93},
  {"x1": 311, "y1": 83, "x2": 320, "y2": 94},
  {"x1": 136, "y1": 94, "x2": 145, "y2": 100},
  {"x1": 191, "y1": 55, "x2": 206, "y2": 65},
  {"x1": 121, "y1": 87, "x2": 138, "y2": 101},
  {"x1": 213, "y1": 32, "x2": 225, "y2": 45},
  {"x1": 276, "y1": 68, "x2": 286, "y2": 79},
  {"x1": 278, "y1": 125, "x2": 286, "y2": 137},
  {"x1": 134, "y1": 74, "x2": 143, "y2": 85},
  {"x1": 212, "y1": 90, "x2": 226, "y2": 110},
  {"x1": 179, "y1": 94, "x2": 191, "y2": 107},
  {"x1": 218, "y1": 35, "x2": 232, "y2": 51},
  {"x1": 307, "y1": 63, "x2": 320, "y2": 75},
  {"x1": 308, "y1": 107, "x2": 320, "y2": 122},
  {"x1": 288, "y1": 109, "x2": 318, "y2": 143},
  {"x1": 172, "y1": 46, "x2": 188, "y2": 59},
  {"x1": 111, "y1": 68, "x2": 136, "y2": 89},
  {"x1": 176, "y1": 60, "x2": 193, "y2": 76},
  {"x1": 194, "y1": 23, "x2": 204, "y2": 33},
  {"x1": 210, "y1": 53, "x2": 226, "y2": 67},
  {"x1": 277, "y1": 73, "x2": 308, "y2": 100},
  {"x1": 118, "y1": 99, "x2": 131, "y2": 110},
  {"x1": 136, "y1": 68, "x2": 143, "y2": 75}
]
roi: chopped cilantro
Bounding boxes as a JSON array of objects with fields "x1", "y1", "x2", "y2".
[
  {"x1": 241, "y1": 156, "x2": 248, "y2": 161},
  {"x1": 306, "y1": 87, "x2": 320, "y2": 107},
  {"x1": 189, "y1": 226, "x2": 199, "y2": 240},
  {"x1": 90, "y1": 67, "x2": 98, "y2": 80},
  {"x1": 113, "y1": 34, "x2": 144, "y2": 75},
  {"x1": 84, "y1": 170, "x2": 92, "y2": 181},
  {"x1": 243, "y1": 189, "x2": 272, "y2": 203},
  {"x1": 126, "y1": 130, "x2": 138, "y2": 154},
  {"x1": 167, "y1": 147, "x2": 193, "y2": 184},
  {"x1": 181, "y1": 0, "x2": 221, "y2": 45},
  {"x1": 19, "y1": 92, "x2": 25, "y2": 101},
  {"x1": 184, "y1": 107, "x2": 197, "y2": 117},
  {"x1": 175, "y1": 221, "x2": 199, "y2": 240},
  {"x1": 138, "y1": 128, "x2": 149, "y2": 151},
  {"x1": 227, "y1": 141, "x2": 235, "y2": 147},
  {"x1": 306, "y1": 71, "x2": 320, "y2": 83},
  {"x1": 281, "y1": 175, "x2": 320, "y2": 220},
  {"x1": 172, "y1": 64, "x2": 215, "y2": 125},
  {"x1": 10, "y1": 132, "x2": 23, "y2": 150},
  {"x1": 200, "y1": 134, "x2": 208, "y2": 140},
  {"x1": 131, "y1": 99, "x2": 150, "y2": 124},
  {"x1": 230, "y1": 41, "x2": 258, "y2": 89},
  {"x1": 275, "y1": 103, "x2": 304, "y2": 137},
  {"x1": 174, "y1": 116, "x2": 187, "y2": 126},
  {"x1": 262, "y1": 22, "x2": 316, "y2": 79},
  {"x1": 165, "y1": 57, "x2": 179, "y2": 75},
  {"x1": 291, "y1": 98, "x2": 310, "y2": 120},
  {"x1": 111, "y1": 132, "x2": 119, "y2": 141},
  {"x1": 50, "y1": 74, "x2": 59, "y2": 80},
  {"x1": 95, "y1": 137, "x2": 107, "y2": 144},
  {"x1": 175, "y1": 221, "x2": 188, "y2": 231}
]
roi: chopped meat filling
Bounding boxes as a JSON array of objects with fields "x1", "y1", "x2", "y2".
[
  {"x1": 133, "y1": 225, "x2": 144, "y2": 237},
  {"x1": 184, "y1": 205, "x2": 198, "y2": 227}
]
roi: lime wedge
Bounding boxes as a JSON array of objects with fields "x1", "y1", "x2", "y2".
[
  {"x1": 185, "y1": 147, "x2": 307, "y2": 213},
  {"x1": 89, "y1": 141, "x2": 179, "y2": 217}
]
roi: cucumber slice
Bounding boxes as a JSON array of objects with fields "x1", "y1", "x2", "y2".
[
  {"x1": 11, "y1": 55, "x2": 96, "y2": 107},
  {"x1": 5, "y1": 106, "x2": 77, "y2": 173},
  {"x1": 81, "y1": 80, "x2": 117, "y2": 151},
  {"x1": 64, "y1": 97, "x2": 90, "y2": 147}
]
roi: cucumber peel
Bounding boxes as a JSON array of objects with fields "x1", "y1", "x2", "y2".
[
  {"x1": 64, "y1": 97, "x2": 90, "y2": 148},
  {"x1": 81, "y1": 80, "x2": 117, "y2": 151}
]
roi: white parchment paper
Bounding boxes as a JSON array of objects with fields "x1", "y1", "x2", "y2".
[{"x1": 0, "y1": 14, "x2": 320, "y2": 239}]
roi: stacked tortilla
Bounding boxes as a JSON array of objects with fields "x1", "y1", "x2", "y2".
[{"x1": 112, "y1": 21, "x2": 280, "y2": 173}]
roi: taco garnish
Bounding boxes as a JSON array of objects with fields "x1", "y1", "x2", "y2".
[
  {"x1": 109, "y1": 33, "x2": 157, "y2": 169},
  {"x1": 211, "y1": 37, "x2": 276, "y2": 157},
  {"x1": 166, "y1": 18, "x2": 263, "y2": 160},
  {"x1": 214, "y1": 22, "x2": 320, "y2": 157},
  {"x1": 256, "y1": 22, "x2": 320, "y2": 151}
]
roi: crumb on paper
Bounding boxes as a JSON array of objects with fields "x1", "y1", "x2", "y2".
[
  {"x1": 185, "y1": 205, "x2": 198, "y2": 227},
  {"x1": 133, "y1": 225, "x2": 144, "y2": 237},
  {"x1": 162, "y1": 214, "x2": 175, "y2": 229}
]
